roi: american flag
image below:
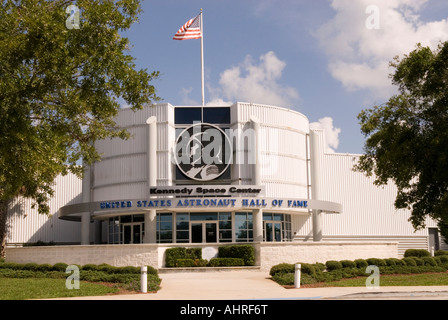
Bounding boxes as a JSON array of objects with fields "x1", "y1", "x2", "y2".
[{"x1": 173, "y1": 14, "x2": 202, "y2": 40}]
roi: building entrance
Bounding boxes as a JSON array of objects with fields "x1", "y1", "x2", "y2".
[
  {"x1": 264, "y1": 221, "x2": 282, "y2": 242},
  {"x1": 122, "y1": 223, "x2": 143, "y2": 244},
  {"x1": 191, "y1": 222, "x2": 218, "y2": 243}
]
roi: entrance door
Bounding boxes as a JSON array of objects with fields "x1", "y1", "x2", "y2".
[
  {"x1": 122, "y1": 223, "x2": 143, "y2": 244},
  {"x1": 265, "y1": 221, "x2": 282, "y2": 242},
  {"x1": 191, "y1": 222, "x2": 217, "y2": 243}
]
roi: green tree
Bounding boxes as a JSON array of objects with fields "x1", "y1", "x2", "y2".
[
  {"x1": 0, "y1": 0, "x2": 159, "y2": 257},
  {"x1": 355, "y1": 42, "x2": 448, "y2": 240}
]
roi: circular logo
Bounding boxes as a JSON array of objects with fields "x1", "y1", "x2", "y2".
[{"x1": 174, "y1": 123, "x2": 232, "y2": 181}]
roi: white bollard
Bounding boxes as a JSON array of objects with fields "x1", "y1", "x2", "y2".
[
  {"x1": 141, "y1": 266, "x2": 147, "y2": 293},
  {"x1": 294, "y1": 263, "x2": 301, "y2": 289}
]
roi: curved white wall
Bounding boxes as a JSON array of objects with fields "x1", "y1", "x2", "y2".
[
  {"x1": 233, "y1": 103, "x2": 309, "y2": 199},
  {"x1": 92, "y1": 102, "x2": 310, "y2": 202}
]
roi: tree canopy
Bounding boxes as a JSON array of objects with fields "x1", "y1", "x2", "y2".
[
  {"x1": 355, "y1": 41, "x2": 448, "y2": 234},
  {"x1": 0, "y1": 0, "x2": 159, "y2": 256}
]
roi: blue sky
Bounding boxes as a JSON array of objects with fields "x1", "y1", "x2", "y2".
[{"x1": 122, "y1": 0, "x2": 448, "y2": 154}]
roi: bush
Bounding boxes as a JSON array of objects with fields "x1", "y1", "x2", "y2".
[
  {"x1": 208, "y1": 258, "x2": 245, "y2": 267},
  {"x1": 438, "y1": 255, "x2": 448, "y2": 263},
  {"x1": 422, "y1": 257, "x2": 438, "y2": 266},
  {"x1": 435, "y1": 250, "x2": 448, "y2": 256},
  {"x1": 165, "y1": 247, "x2": 202, "y2": 267},
  {"x1": 366, "y1": 258, "x2": 387, "y2": 267},
  {"x1": 218, "y1": 245, "x2": 255, "y2": 266},
  {"x1": 404, "y1": 249, "x2": 431, "y2": 258},
  {"x1": 354, "y1": 259, "x2": 368, "y2": 269},
  {"x1": 402, "y1": 257, "x2": 417, "y2": 266},
  {"x1": 325, "y1": 260, "x2": 342, "y2": 271},
  {"x1": 340, "y1": 260, "x2": 356, "y2": 268},
  {"x1": 410, "y1": 257, "x2": 424, "y2": 266},
  {"x1": 176, "y1": 259, "x2": 208, "y2": 267},
  {"x1": 269, "y1": 263, "x2": 294, "y2": 276},
  {"x1": 52, "y1": 263, "x2": 69, "y2": 272}
]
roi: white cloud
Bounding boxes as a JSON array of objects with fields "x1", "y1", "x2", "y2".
[
  {"x1": 316, "y1": 0, "x2": 448, "y2": 99},
  {"x1": 310, "y1": 117, "x2": 341, "y2": 153},
  {"x1": 209, "y1": 51, "x2": 300, "y2": 108},
  {"x1": 180, "y1": 87, "x2": 199, "y2": 105}
]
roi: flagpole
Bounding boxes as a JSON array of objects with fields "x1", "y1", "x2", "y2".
[{"x1": 200, "y1": 8, "x2": 205, "y2": 106}]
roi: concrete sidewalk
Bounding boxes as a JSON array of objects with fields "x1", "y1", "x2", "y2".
[{"x1": 63, "y1": 269, "x2": 448, "y2": 300}]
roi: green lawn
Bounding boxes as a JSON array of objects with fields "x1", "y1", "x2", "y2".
[{"x1": 0, "y1": 278, "x2": 120, "y2": 300}]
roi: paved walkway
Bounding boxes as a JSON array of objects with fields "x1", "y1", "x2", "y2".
[{"x1": 63, "y1": 269, "x2": 448, "y2": 300}]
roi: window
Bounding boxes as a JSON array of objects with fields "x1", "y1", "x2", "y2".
[
  {"x1": 175, "y1": 107, "x2": 230, "y2": 125},
  {"x1": 157, "y1": 213, "x2": 173, "y2": 243},
  {"x1": 235, "y1": 212, "x2": 253, "y2": 242},
  {"x1": 203, "y1": 107, "x2": 230, "y2": 124},
  {"x1": 176, "y1": 213, "x2": 189, "y2": 243},
  {"x1": 263, "y1": 213, "x2": 292, "y2": 242},
  {"x1": 175, "y1": 107, "x2": 201, "y2": 124},
  {"x1": 108, "y1": 217, "x2": 120, "y2": 244},
  {"x1": 218, "y1": 212, "x2": 232, "y2": 242}
]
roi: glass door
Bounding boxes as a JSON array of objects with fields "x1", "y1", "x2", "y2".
[
  {"x1": 264, "y1": 221, "x2": 282, "y2": 242},
  {"x1": 190, "y1": 222, "x2": 218, "y2": 243},
  {"x1": 191, "y1": 223, "x2": 203, "y2": 243},
  {"x1": 122, "y1": 223, "x2": 143, "y2": 244},
  {"x1": 205, "y1": 223, "x2": 217, "y2": 243}
]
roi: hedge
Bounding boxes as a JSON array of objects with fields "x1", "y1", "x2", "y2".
[
  {"x1": 404, "y1": 249, "x2": 431, "y2": 258},
  {"x1": 208, "y1": 258, "x2": 245, "y2": 267},
  {"x1": 175, "y1": 259, "x2": 208, "y2": 267},
  {"x1": 218, "y1": 245, "x2": 255, "y2": 266},
  {"x1": 269, "y1": 255, "x2": 448, "y2": 286},
  {"x1": 0, "y1": 261, "x2": 161, "y2": 292},
  {"x1": 165, "y1": 245, "x2": 254, "y2": 268},
  {"x1": 165, "y1": 247, "x2": 202, "y2": 267}
]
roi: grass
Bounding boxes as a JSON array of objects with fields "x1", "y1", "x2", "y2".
[{"x1": 0, "y1": 278, "x2": 121, "y2": 300}]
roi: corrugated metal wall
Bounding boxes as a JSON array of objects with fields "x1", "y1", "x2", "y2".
[
  {"x1": 6, "y1": 173, "x2": 82, "y2": 245},
  {"x1": 295, "y1": 129, "x2": 445, "y2": 254}
]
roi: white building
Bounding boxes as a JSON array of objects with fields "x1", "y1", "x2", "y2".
[{"x1": 5, "y1": 102, "x2": 446, "y2": 268}]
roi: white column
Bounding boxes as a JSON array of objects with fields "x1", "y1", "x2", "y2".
[
  {"x1": 309, "y1": 130, "x2": 323, "y2": 242},
  {"x1": 250, "y1": 116, "x2": 263, "y2": 246},
  {"x1": 146, "y1": 117, "x2": 157, "y2": 244},
  {"x1": 81, "y1": 164, "x2": 91, "y2": 245}
]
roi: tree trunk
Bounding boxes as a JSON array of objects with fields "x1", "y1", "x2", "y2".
[{"x1": 0, "y1": 199, "x2": 9, "y2": 260}]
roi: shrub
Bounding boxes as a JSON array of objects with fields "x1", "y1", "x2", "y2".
[
  {"x1": 165, "y1": 247, "x2": 202, "y2": 267},
  {"x1": 52, "y1": 263, "x2": 69, "y2": 272},
  {"x1": 435, "y1": 250, "x2": 448, "y2": 256},
  {"x1": 218, "y1": 245, "x2": 255, "y2": 266},
  {"x1": 404, "y1": 249, "x2": 430, "y2": 258},
  {"x1": 410, "y1": 257, "x2": 424, "y2": 266},
  {"x1": 422, "y1": 257, "x2": 438, "y2": 266},
  {"x1": 438, "y1": 255, "x2": 448, "y2": 263},
  {"x1": 325, "y1": 260, "x2": 342, "y2": 271},
  {"x1": 402, "y1": 257, "x2": 417, "y2": 266},
  {"x1": 36, "y1": 263, "x2": 53, "y2": 272},
  {"x1": 176, "y1": 259, "x2": 208, "y2": 267},
  {"x1": 366, "y1": 258, "x2": 387, "y2": 267},
  {"x1": 354, "y1": 259, "x2": 368, "y2": 269},
  {"x1": 269, "y1": 263, "x2": 294, "y2": 276},
  {"x1": 22, "y1": 263, "x2": 40, "y2": 271},
  {"x1": 340, "y1": 260, "x2": 356, "y2": 268},
  {"x1": 208, "y1": 258, "x2": 245, "y2": 267}
]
